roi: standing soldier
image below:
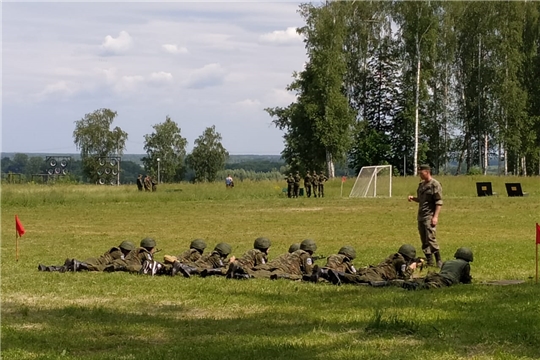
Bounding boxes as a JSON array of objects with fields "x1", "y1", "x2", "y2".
[
  {"x1": 293, "y1": 171, "x2": 301, "y2": 198},
  {"x1": 143, "y1": 175, "x2": 152, "y2": 191},
  {"x1": 407, "y1": 164, "x2": 444, "y2": 267},
  {"x1": 136, "y1": 174, "x2": 144, "y2": 191},
  {"x1": 286, "y1": 173, "x2": 294, "y2": 198},
  {"x1": 304, "y1": 171, "x2": 312, "y2": 198},
  {"x1": 318, "y1": 171, "x2": 328, "y2": 197},
  {"x1": 312, "y1": 170, "x2": 319, "y2": 198}
]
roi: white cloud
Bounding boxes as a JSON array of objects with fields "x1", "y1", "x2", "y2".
[
  {"x1": 113, "y1": 75, "x2": 145, "y2": 93},
  {"x1": 101, "y1": 30, "x2": 133, "y2": 54},
  {"x1": 264, "y1": 88, "x2": 297, "y2": 106},
  {"x1": 234, "y1": 98, "x2": 261, "y2": 108},
  {"x1": 36, "y1": 80, "x2": 79, "y2": 100},
  {"x1": 184, "y1": 63, "x2": 226, "y2": 89},
  {"x1": 149, "y1": 71, "x2": 173, "y2": 84},
  {"x1": 259, "y1": 27, "x2": 303, "y2": 46},
  {"x1": 162, "y1": 44, "x2": 188, "y2": 54}
]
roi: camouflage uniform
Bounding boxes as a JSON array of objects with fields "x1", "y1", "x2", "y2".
[
  {"x1": 293, "y1": 172, "x2": 301, "y2": 198},
  {"x1": 324, "y1": 254, "x2": 356, "y2": 274},
  {"x1": 416, "y1": 175, "x2": 443, "y2": 262},
  {"x1": 403, "y1": 247, "x2": 473, "y2": 290},
  {"x1": 318, "y1": 172, "x2": 328, "y2": 197},
  {"x1": 143, "y1": 176, "x2": 152, "y2": 191},
  {"x1": 38, "y1": 241, "x2": 135, "y2": 272},
  {"x1": 304, "y1": 172, "x2": 312, "y2": 198},
  {"x1": 311, "y1": 171, "x2": 319, "y2": 197},
  {"x1": 328, "y1": 245, "x2": 418, "y2": 286},
  {"x1": 286, "y1": 174, "x2": 294, "y2": 198},
  {"x1": 172, "y1": 243, "x2": 232, "y2": 277},
  {"x1": 136, "y1": 175, "x2": 144, "y2": 191},
  {"x1": 104, "y1": 238, "x2": 156, "y2": 273}
]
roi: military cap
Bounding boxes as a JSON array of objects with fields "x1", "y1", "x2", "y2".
[
  {"x1": 288, "y1": 243, "x2": 300, "y2": 253},
  {"x1": 338, "y1": 246, "x2": 356, "y2": 260},
  {"x1": 214, "y1": 242, "x2": 232, "y2": 257},
  {"x1": 190, "y1": 239, "x2": 207, "y2": 251},
  {"x1": 418, "y1": 164, "x2": 431, "y2": 171},
  {"x1": 300, "y1": 239, "x2": 317, "y2": 252},
  {"x1": 119, "y1": 240, "x2": 135, "y2": 251},
  {"x1": 254, "y1": 237, "x2": 271, "y2": 250},
  {"x1": 398, "y1": 244, "x2": 416, "y2": 260},
  {"x1": 454, "y1": 247, "x2": 473, "y2": 262},
  {"x1": 140, "y1": 237, "x2": 156, "y2": 249}
]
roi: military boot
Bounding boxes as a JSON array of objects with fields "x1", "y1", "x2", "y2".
[
  {"x1": 233, "y1": 273, "x2": 250, "y2": 280},
  {"x1": 434, "y1": 251, "x2": 443, "y2": 268},
  {"x1": 327, "y1": 269, "x2": 342, "y2": 285},
  {"x1": 369, "y1": 281, "x2": 390, "y2": 287},
  {"x1": 71, "y1": 259, "x2": 89, "y2": 272},
  {"x1": 38, "y1": 264, "x2": 48, "y2": 271},
  {"x1": 170, "y1": 261, "x2": 183, "y2": 277},
  {"x1": 178, "y1": 264, "x2": 199, "y2": 278},
  {"x1": 425, "y1": 253, "x2": 435, "y2": 267},
  {"x1": 270, "y1": 273, "x2": 292, "y2": 280},
  {"x1": 402, "y1": 281, "x2": 420, "y2": 291},
  {"x1": 200, "y1": 268, "x2": 224, "y2": 278},
  {"x1": 226, "y1": 262, "x2": 240, "y2": 279}
]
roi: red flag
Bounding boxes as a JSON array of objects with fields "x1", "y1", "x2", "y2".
[
  {"x1": 15, "y1": 215, "x2": 25, "y2": 237},
  {"x1": 342, "y1": 176, "x2": 346, "y2": 183},
  {"x1": 536, "y1": 223, "x2": 540, "y2": 245}
]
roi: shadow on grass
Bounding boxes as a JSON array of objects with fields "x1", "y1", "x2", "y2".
[{"x1": 2, "y1": 282, "x2": 539, "y2": 360}]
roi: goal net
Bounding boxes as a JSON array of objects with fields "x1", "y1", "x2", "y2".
[{"x1": 349, "y1": 165, "x2": 392, "y2": 198}]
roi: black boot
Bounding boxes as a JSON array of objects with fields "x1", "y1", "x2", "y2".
[
  {"x1": 327, "y1": 269, "x2": 342, "y2": 285},
  {"x1": 200, "y1": 268, "x2": 224, "y2": 278},
  {"x1": 233, "y1": 273, "x2": 250, "y2": 280},
  {"x1": 434, "y1": 251, "x2": 442, "y2": 268},
  {"x1": 178, "y1": 264, "x2": 199, "y2": 278},
  {"x1": 38, "y1": 264, "x2": 48, "y2": 271},
  {"x1": 369, "y1": 281, "x2": 390, "y2": 287},
  {"x1": 425, "y1": 253, "x2": 435, "y2": 267},
  {"x1": 71, "y1": 259, "x2": 89, "y2": 272},
  {"x1": 170, "y1": 261, "x2": 183, "y2": 277},
  {"x1": 226, "y1": 262, "x2": 240, "y2": 279},
  {"x1": 270, "y1": 273, "x2": 291, "y2": 280}
]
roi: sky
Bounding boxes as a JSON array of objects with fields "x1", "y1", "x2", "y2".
[{"x1": 2, "y1": 1, "x2": 314, "y2": 155}]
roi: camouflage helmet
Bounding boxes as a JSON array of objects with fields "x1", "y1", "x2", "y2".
[
  {"x1": 190, "y1": 239, "x2": 207, "y2": 251},
  {"x1": 300, "y1": 239, "x2": 317, "y2": 252},
  {"x1": 288, "y1": 243, "x2": 300, "y2": 253},
  {"x1": 398, "y1": 244, "x2": 416, "y2": 260},
  {"x1": 338, "y1": 246, "x2": 356, "y2": 260},
  {"x1": 119, "y1": 241, "x2": 135, "y2": 251},
  {"x1": 254, "y1": 237, "x2": 271, "y2": 250},
  {"x1": 214, "y1": 242, "x2": 232, "y2": 257},
  {"x1": 140, "y1": 237, "x2": 156, "y2": 249},
  {"x1": 454, "y1": 247, "x2": 474, "y2": 262}
]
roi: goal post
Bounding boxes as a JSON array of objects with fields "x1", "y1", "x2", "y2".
[{"x1": 349, "y1": 165, "x2": 392, "y2": 198}]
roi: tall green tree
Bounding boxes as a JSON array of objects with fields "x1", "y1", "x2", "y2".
[
  {"x1": 142, "y1": 116, "x2": 188, "y2": 183},
  {"x1": 186, "y1": 126, "x2": 229, "y2": 182},
  {"x1": 73, "y1": 108, "x2": 128, "y2": 183}
]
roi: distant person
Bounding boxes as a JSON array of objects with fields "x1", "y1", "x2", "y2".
[
  {"x1": 293, "y1": 171, "x2": 301, "y2": 198},
  {"x1": 226, "y1": 174, "x2": 234, "y2": 188},
  {"x1": 143, "y1": 175, "x2": 152, "y2": 192},
  {"x1": 136, "y1": 174, "x2": 144, "y2": 191},
  {"x1": 311, "y1": 171, "x2": 319, "y2": 198},
  {"x1": 407, "y1": 164, "x2": 443, "y2": 268},
  {"x1": 286, "y1": 173, "x2": 294, "y2": 198},
  {"x1": 304, "y1": 171, "x2": 312, "y2": 198},
  {"x1": 151, "y1": 176, "x2": 157, "y2": 191},
  {"x1": 318, "y1": 171, "x2": 328, "y2": 197}
]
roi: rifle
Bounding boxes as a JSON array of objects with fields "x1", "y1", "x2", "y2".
[
  {"x1": 311, "y1": 254, "x2": 326, "y2": 261},
  {"x1": 412, "y1": 257, "x2": 426, "y2": 272}
]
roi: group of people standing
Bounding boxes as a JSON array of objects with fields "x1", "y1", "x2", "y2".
[
  {"x1": 286, "y1": 170, "x2": 328, "y2": 198},
  {"x1": 136, "y1": 174, "x2": 157, "y2": 192},
  {"x1": 36, "y1": 237, "x2": 473, "y2": 291}
]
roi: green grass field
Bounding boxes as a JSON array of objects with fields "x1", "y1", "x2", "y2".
[{"x1": 2, "y1": 176, "x2": 540, "y2": 360}]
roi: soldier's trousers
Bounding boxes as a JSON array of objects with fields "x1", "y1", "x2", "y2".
[
  {"x1": 293, "y1": 184, "x2": 299, "y2": 197},
  {"x1": 312, "y1": 184, "x2": 318, "y2": 197},
  {"x1": 318, "y1": 184, "x2": 324, "y2": 197},
  {"x1": 248, "y1": 269, "x2": 302, "y2": 280},
  {"x1": 410, "y1": 272, "x2": 452, "y2": 289},
  {"x1": 338, "y1": 270, "x2": 384, "y2": 284},
  {"x1": 287, "y1": 185, "x2": 293, "y2": 198},
  {"x1": 418, "y1": 219, "x2": 439, "y2": 255},
  {"x1": 84, "y1": 257, "x2": 110, "y2": 272},
  {"x1": 305, "y1": 185, "x2": 311, "y2": 197}
]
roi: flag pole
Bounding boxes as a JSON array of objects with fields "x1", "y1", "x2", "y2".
[
  {"x1": 536, "y1": 241, "x2": 538, "y2": 285},
  {"x1": 16, "y1": 230, "x2": 19, "y2": 262},
  {"x1": 340, "y1": 180, "x2": 343, "y2": 198}
]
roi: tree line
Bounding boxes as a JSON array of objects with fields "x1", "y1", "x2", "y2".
[{"x1": 265, "y1": 1, "x2": 540, "y2": 177}]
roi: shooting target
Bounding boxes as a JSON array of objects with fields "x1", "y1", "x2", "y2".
[
  {"x1": 62, "y1": 169, "x2": 68, "y2": 175},
  {"x1": 47, "y1": 169, "x2": 54, "y2": 175},
  {"x1": 98, "y1": 178, "x2": 106, "y2": 185},
  {"x1": 110, "y1": 159, "x2": 117, "y2": 167},
  {"x1": 97, "y1": 169, "x2": 104, "y2": 176},
  {"x1": 49, "y1": 159, "x2": 57, "y2": 167},
  {"x1": 54, "y1": 167, "x2": 62, "y2": 174},
  {"x1": 99, "y1": 158, "x2": 106, "y2": 166},
  {"x1": 112, "y1": 169, "x2": 118, "y2": 176},
  {"x1": 60, "y1": 160, "x2": 68, "y2": 168},
  {"x1": 104, "y1": 168, "x2": 112, "y2": 175}
]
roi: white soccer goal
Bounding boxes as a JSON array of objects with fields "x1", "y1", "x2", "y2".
[{"x1": 349, "y1": 165, "x2": 392, "y2": 198}]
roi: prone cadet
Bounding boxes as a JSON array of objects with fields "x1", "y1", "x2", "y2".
[
  {"x1": 171, "y1": 243, "x2": 234, "y2": 277},
  {"x1": 309, "y1": 246, "x2": 357, "y2": 283},
  {"x1": 401, "y1": 247, "x2": 473, "y2": 290},
  {"x1": 225, "y1": 237, "x2": 271, "y2": 279},
  {"x1": 38, "y1": 240, "x2": 135, "y2": 272},
  {"x1": 326, "y1": 244, "x2": 422, "y2": 286}
]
